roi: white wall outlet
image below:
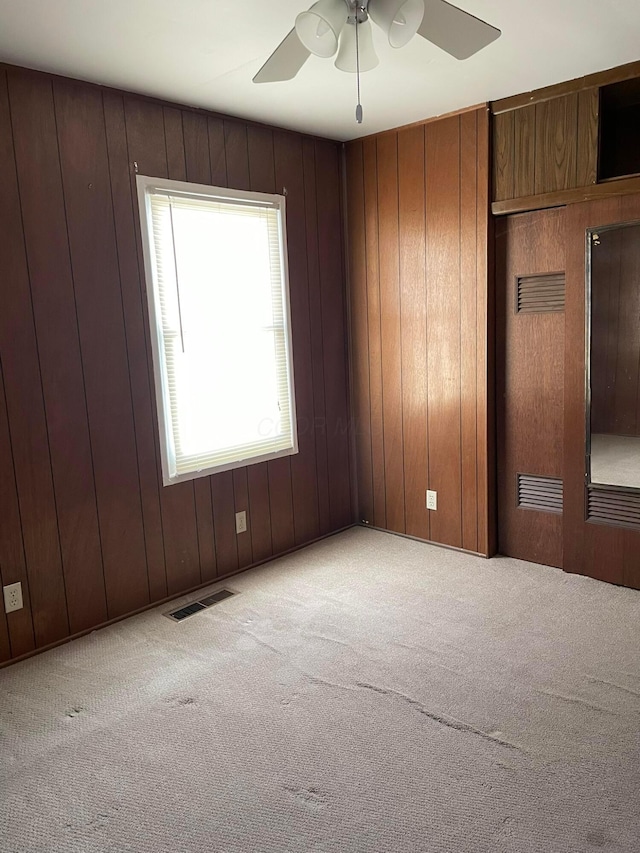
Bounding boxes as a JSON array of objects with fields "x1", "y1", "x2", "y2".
[
  {"x1": 3, "y1": 581, "x2": 23, "y2": 614},
  {"x1": 426, "y1": 490, "x2": 438, "y2": 511},
  {"x1": 235, "y1": 510, "x2": 247, "y2": 534}
]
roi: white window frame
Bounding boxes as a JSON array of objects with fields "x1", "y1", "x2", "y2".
[{"x1": 136, "y1": 175, "x2": 298, "y2": 486}]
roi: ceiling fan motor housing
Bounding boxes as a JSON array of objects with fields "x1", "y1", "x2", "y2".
[{"x1": 345, "y1": 1, "x2": 370, "y2": 25}]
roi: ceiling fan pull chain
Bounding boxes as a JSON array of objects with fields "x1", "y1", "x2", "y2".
[{"x1": 355, "y1": 5, "x2": 363, "y2": 123}]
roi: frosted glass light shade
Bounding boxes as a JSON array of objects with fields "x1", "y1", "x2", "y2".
[
  {"x1": 335, "y1": 20, "x2": 379, "y2": 73},
  {"x1": 369, "y1": 0, "x2": 425, "y2": 48},
  {"x1": 295, "y1": 0, "x2": 349, "y2": 58}
]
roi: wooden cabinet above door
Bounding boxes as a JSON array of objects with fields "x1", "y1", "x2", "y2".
[
  {"x1": 491, "y1": 60, "x2": 640, "y2": 215},
  {"x1": 493, "y1": 90, "x2": 598, "y2": 204}
]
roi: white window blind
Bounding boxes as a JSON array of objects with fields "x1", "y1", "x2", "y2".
[{"x1": 137, "y1": 177, "x2": 297, "y2": 485}]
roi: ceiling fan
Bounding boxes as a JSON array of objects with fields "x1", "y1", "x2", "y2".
[{"x1": 253, "y1": 0, "x2": 502, "y2": 116}]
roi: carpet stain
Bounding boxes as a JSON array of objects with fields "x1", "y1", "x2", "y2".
[
  {"x1": 356, "y1": 681, "x2": 525, "y2": 753},
  {"x1": 65, "y1": 805, "x2": 121, "y2": 832},
  {"x1": 284, "y1": 785, "x2": 328, "y2": 811},
  {"x1": 64, "y1": 706, "x2": 86, "y2": 718},
  {"x1": 165, "y1": 695, "x2": 198, "y2": 707},
  {"x1": 586, "y1": 830, "x2": 608, "y2": 847}
]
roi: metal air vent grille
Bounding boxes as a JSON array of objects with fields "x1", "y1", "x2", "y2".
[
  {"x1": 587, "y1": 487, "x2": 640, "y2": 531},
  {"x1": 166, "y1": 589, "x2": 237, "y2": 622},
  {"x1": 517, "y1": 474, "x2": 563, "y2": 513},
  {"x1": 516, "y1": 272, "x2": 565, "y2": 313}
]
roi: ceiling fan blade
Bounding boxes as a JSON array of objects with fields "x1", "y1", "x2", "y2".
[
  {"x1": 253, "y1": 28, "x2": 311, "y2": 83},
  {"x1": 417, "y1": 0, "x2": 501, "y2": 60}
]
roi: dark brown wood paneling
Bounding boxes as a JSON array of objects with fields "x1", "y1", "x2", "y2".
[
  {"x1": 54, "y1": 79, "x2": 150, "y2": 616},
  {"x1": 274, "y1": 131, "x2": 321, "y2": 545},
  {"x1": 232, "y1": 469, "x2": 253, "y2": 569},
  {"x1": 211, "y1": 472, "x2": 239, "y2": 576},
  {"x1": 513, "y1": 106, "x2": 536, "y2": 199},
  {"x1": 9, "y1": 72, "x2": 108, "y2": 633},
  {"x1": 425, "y1": 115, "x2": 462, "y2": 548},
  {"x1": 302, "y1": 138, "x2": 331, "y2": 535},
  {"x1": 103, "y1": 93, "x2": 168, "y2": 602},
  {"x1": 345, "y1": 107, "x2": 492, "y2": 555},
  {"x1": 0, "y1": 363, "x2": 35, "y2": 659},
  {"x1": 565, "y1": 194, "x2": 640, "y2": 590},
  {"x1": 460, "y1": 111, "x2": 479, "y2": 553},
  {"x1": 576, "y1": 88, "x2": 599, "y2": 187},
  {"x1": 534, "y1": 94, "x2": 579, "y2": 195},
  {"x1": 208, "y1": 117, "x2": 227, "y2": 186},
  {"x1": 362, "y1": 138, "x2": 386, "y2": 530},
  {"x1": 496, "y1": 208, "x2": 565, "y2": 568},
  {"x1": 164, "y1": 107, "x2": 186, "y2": 177},
  {"x1": 347, "y1": 142, "x2": 374, "y2": 525},
  {"x1": 181, "y1": 111, "x2": 209, "y2": 183},
  {"x1": 0, "y1": 70, "x2": 69, "y2": 647},
  {"x1": 315, "y1": 140, "x2": 353, "y2": 531},
  {"x1": 246, "y1": 464, "x2": 272, "y2": 564},
  {"x1": 224, "y1": 120, "x2": 250, "y2": 190},
  {"x1": 398, "y1": 126, "x2": 428, "y2": 541},
  {"x1": 492, "y1": 111, "x2": 514, "y2": 202},
  {"x1": 377, "y1": 133, "x2": 405, "y2": 534},
  {"x1": 0, "y1": 63, "x2": 351, "y2": 664}
]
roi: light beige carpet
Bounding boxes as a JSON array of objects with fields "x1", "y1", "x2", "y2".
[{"x1": 1, "y1": 527, "x2": 639, "y2": 853}]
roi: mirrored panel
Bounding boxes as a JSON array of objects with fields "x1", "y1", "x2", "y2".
[{"x1": 588, "y1": 220, "x2": 640, "y2": 489}]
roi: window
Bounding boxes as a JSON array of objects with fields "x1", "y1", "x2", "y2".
[{"x1": 136, "y1": 176, "x2": 297, "y2": 486}]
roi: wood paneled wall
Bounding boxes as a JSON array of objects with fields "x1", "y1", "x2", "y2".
[
  {"x1": 345, "y1": 108, "x2": 494, "y2": 556},
  {"x1": 0, "y1": 64, "x2": 352, "y2": 664},
  {"x1": 493, "y1": 90, "x2": 599, "y2": 204},
  {"x1": 590, "y1": 223, "x2": 640, "y2": 437}
]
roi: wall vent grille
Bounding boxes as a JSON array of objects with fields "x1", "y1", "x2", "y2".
[
  {"x1": 517, "y1": 474, "x2": 563, "y2": 513},
  {"x1": 166, "y1": 589, "x2": 236, "y2": 622},
  {"x1": 587, "y1": 487, "x2": 640, "y2": 530},
  {"x1": 516, "y1": 273, "x2": 565, "y2": 313}
]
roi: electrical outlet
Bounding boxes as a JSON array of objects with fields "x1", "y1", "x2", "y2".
[
  {"x1": 426, "y1": 490, "x2": 437, "y2": 511},
  {"x1": 235, "y1": 510, "x2": 247, "y2": 534},
  {"x1": 3, "y1": 582, "x2": 23, "y2": 614}
]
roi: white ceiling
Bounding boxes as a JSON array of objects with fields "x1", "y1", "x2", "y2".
[{"x1": 0, "y1": 0, "x2": 639, "y2": 141}]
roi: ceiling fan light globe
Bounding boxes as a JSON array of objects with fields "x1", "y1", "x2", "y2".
[
  {"x1": 334, "y1": 20, "x2": 379, "y2": 73},
  {"x1": 369, "y1": 0, "x2": 425, "y2": 48},
  {"x1": 295, "y1": 0, "x2": 348, "y2": 58}
]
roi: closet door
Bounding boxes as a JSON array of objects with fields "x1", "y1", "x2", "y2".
[{"x1": 496, "y1": 208, "x2": 565, "y2": 567}]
